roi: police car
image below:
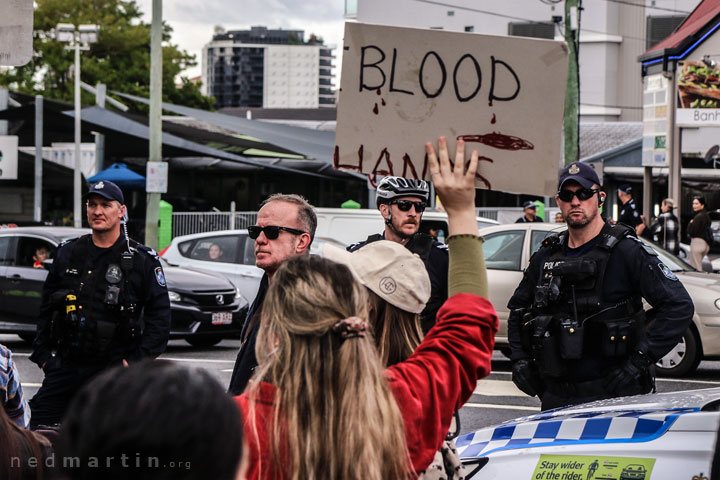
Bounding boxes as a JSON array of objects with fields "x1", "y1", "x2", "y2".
[
  {"x1": 458, "y1": 388, "x2": 720, "y2": 480},
  {"x1": 479, "y1": 223, "x2": 720, "y2": 377}
]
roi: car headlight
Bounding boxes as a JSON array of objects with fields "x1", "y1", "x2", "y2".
[
  {"x1": 715, "y1": 299, "x2": 720, "y2": 311},
  {"x1": 168, "y1": 291, "x2": 182, "y2": 303},
  {"x1": 235, "y1": 287, "x2": 242, "y2": 300}
]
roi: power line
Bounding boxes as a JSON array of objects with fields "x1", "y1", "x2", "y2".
[{"x1": 600, "y1": 0, "x2": 691, "y2": 14}]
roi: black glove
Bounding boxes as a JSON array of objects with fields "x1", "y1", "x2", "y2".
[
  {"x1": 512, "y1": 359, "x2": 542, "y2": 397},
  {"x1": 604, "y1": 351, "x2": 654, "y2": 396}
]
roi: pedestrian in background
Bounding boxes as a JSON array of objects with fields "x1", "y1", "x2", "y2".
[
  {"x1": 649, "y1": 198, "x2": 680, "y2": 255},
  {"x1": 235, "y1": 137, "x2": 498, "y2": 480},
  {"x1": 516, "y1": 201, "x2": 543, "y2": 223},
  {"x1": 0, "y1": 344, "x2": 30, "y2": 429},
  {"x1": 616, "y1": 184, "x2": 646, "y2": 235},
  {"x1": 687, "y1": 195, "x2": 712, "y2": 271},
  {"x1": 555, "y1": 212, "x2": 564, "y2": 223}
]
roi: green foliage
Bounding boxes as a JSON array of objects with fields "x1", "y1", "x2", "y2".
[{"x1": 0, "y1": 0, "x2": 214, "y2": 110}]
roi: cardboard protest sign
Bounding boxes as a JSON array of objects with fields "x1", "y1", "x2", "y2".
[{"x1": 334, "y1": 23, "x2": 568, "y2": 197}]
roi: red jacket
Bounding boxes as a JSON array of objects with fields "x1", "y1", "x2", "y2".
[{"x1": 235, "y1": 293, "x2": 498, "y2": 479}]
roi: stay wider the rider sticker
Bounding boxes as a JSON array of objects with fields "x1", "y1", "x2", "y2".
[
  {"x1": 658, "y1": 263, "x2": 679, "y2": 281},
  {"x1": 533, "y1": 454, "x2": 655, "y2": 480}
]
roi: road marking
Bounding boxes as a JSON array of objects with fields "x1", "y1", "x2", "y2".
[
  {"x1": 656, "y1": 377, "x2": 720, "y2": 385},
  {"x1": 160, "y1": 357, "x2": 235, "y2": 364},
  {"x1": 21, "y1": 383, "x2": 41, "y2": 388},
  {"x1": 474, "y1": 379, "x2": 526, "y2": 397},
  {"x1": 221, "y1": 369, "x2": 233, "y2": 372},
  {"x1": 465, "y1": 402, "x2": 540, "y2": 412}
]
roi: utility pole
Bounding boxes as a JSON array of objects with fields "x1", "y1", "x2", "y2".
[
  {"x1": 145, "y1": 0, "x2": 163, "y2": 249},
  {"x1": 563, "y1": 0, "x2": 581, "y2": 165},
  {"x1": 34, "y1": 96, "x2": 43, "y2": 222}
]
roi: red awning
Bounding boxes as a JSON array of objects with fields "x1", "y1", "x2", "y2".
[{"x1": 645, "y1": 0, "x2": 720, "y2": 55}]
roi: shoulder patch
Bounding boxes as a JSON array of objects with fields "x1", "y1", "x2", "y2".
[
  {"x1": 658, "y1": 263, "x2": 678, "y2": 281},
  {"x1": 154, "y1": 266, "x2": 167, "y2": 287}
]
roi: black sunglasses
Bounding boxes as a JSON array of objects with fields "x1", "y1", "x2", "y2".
[
  {"x1": 390, "y1": 200, "x2": 427, "y2": 212},
  {"x1": 248, "y1": 225, "x2": 306, "y2": 240},
  {"x1": 557, "y1": 188, "x2": 600, "y2": 202}
]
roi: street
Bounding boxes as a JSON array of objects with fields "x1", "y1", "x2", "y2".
[{"x1": 7, "y1": 334, "x2": 720, "y2": 436}]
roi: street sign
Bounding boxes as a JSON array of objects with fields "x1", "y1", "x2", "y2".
[
  {"x1": 0, "y1": 0, "x2": 33, "y2": 66},
  {"x1": 146, "y1": 162, "x2": 168, "y2": 193},
  {"x1": 0, "y1": 136, "x2": 18, "y2": 180},
  {"x1": 335, "y1": 23, "x2": 568, "y2": 197}
]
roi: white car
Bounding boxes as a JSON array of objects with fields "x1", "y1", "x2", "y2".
[
  {"x1": 160, "y1": 229, "x2": 263, "y2": 302},
  {"x1": 458, "y1": 388, "x2": 720, "y2": 479},
  {"x1": 479, "y1": 222, "x2": 720, "y2": 377}
]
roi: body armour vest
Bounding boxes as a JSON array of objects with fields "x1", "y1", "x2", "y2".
[
  {"x1": 523, "y1": 224, "x2": 645, "y2": 377},
  {"x1": 59, "y1": 235, "x2": 140, "y2": 359}
]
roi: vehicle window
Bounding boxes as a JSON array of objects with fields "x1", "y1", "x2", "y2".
[
  {"x1": 188, "y1": 235, "x2": 240, "y2": 263},
  {"x1": 646, "y1": 239, "x2": 694, "y2": 272},
  {"x1": 178, "y1": 240, "x2": 194, "y2": 257},
  {"x1": 530, "y1": 229, "x2": 566, "y2": 256},
  {"x1": 15, "y1": 237, "x2": 56, "y2": 268},
  {"x1": 242, "y1": 237, "x2": 256, "y2": 265},
  {"x1": 0, "y1": 237, "x2": 12, "y2": 266},
  {"x1": 483, "y1": 231, "x2": 525, "y2": 271}
]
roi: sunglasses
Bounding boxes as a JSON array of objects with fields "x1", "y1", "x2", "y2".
[
  {"x1": 557, "y1": 188, "x2": 600, "y2": 202},
  {"x1": 390, "y1": 200, "x2": 427, "y2": 212},
  {"x1": 248, "y1": 225, "x2": 306, "y2": 240}
]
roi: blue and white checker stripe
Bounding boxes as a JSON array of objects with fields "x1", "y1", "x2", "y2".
[{"x1": 456, "y1": 407, "x2": 699, "y2": 458}]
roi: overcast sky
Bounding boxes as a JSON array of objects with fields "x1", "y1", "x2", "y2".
[{"x1": 135, "y1": 0, "x2": 345, "y2": 80}]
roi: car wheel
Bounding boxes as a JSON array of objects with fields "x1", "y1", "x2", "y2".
[
  {"x1": 18, "y1": 333, "x2": 35, "y2": 344},
  {"x1": 185, "y1": 335, "x2": 223, "y2": 348},
  {"x1": 655, "y1": 327, "x2": 701, "y2": 377}
]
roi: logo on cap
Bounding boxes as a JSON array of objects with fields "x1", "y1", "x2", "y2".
[
  {"x1": 96, "y1": 181, "x2": 104, "y2": 189},
  {"x1": 379, "y1": 277, "x2": 397, "y2": 294},
  {"x1": 569, "y1": 164, "x2": 580, "y2": 174}
]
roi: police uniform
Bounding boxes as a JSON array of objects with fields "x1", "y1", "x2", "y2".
[
  {"x1": 348, "y1": 233, "x2": 448, "y2": 333},
  {"x1": 508, "y1": 165, "x2": 693, "y2": 411},
  {"x1": 28, "y1": 183, "x2": 170, "y2": 427},
  {"x1": 617, "y1": 195, "x2": 643, "y2": 230}
]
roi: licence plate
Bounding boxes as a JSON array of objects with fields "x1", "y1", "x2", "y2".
[{"x1": 211, "y1": 312, "x2": 233, "y2": 325}]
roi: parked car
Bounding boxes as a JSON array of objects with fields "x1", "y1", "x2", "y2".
[
  {"x1": 160, "y1": 229, "x2": 263, "y2": 302},
  {"x1": 458, "y1": 388, "x2": 720, "y2": 479},
  {"x1": 314, "y1": 208, "x2": 499, "y2": 247},
  {"x1": 479, "y1": 222, "x2": 720, "y2": 377},
  {"x1": 0, "y1": 227, "x2": 248, "y2": 347}
]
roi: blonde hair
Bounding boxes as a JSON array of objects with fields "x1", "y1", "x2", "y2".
[
  {"x1": 249, "y1": 255, "x2": 410, "y2": 480},
  {"x1": 367, "y1": 290, "x2": 423, "y2": 367},
  {"x1": 662, "y1": 198, "x2": 676, "y2": 210}
]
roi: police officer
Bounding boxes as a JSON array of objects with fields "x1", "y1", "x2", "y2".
[
  {"x1": 348, "y1": 177, "x2": 448, "y2": 333},
  {"x1": 616, "y1": 184, "x2": 645, "y2": 235},
  {"x1": 28, "y1": 181, "x2": 171, "y2": 427},
  {"x1": 516, "y1": 201, "x2": 543, "y2": 223},
  {"x1": 507, "y1": 163, "x2": 693, "y2": 410}
]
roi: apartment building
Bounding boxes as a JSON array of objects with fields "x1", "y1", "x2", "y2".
[{"x1": 201, "y1": 26, "x2": 336, "y2": 108}]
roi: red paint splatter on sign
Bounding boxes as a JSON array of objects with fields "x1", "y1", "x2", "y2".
[{"x1": 458, "y1": 132, "x2": 534, "y2": 151}]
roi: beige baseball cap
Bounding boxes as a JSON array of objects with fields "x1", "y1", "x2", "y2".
[{"x1": 322, "y1": 240, "x2": 431, "y2": 314}]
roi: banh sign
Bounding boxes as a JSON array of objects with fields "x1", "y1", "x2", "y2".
[
  {"x1": 676, "y1": 60, "x2": 720, "y2": 126},
  {"x1": 334, "y1": 22, "x2": 568, "y2": 197},
  {"x1": 533, "y1": 454, "x2": 655, "y2": 480},
  {"x1": 0, "y1": 0, "x2": 33, "y2": 66}
]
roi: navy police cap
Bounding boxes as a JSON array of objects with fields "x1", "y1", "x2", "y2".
[
  {"x1": 558, "y1": 162, "x2": 601, "y2": 191},
  {"x1": 84, "y1": 181, "x2": 125, "y2": 204}
]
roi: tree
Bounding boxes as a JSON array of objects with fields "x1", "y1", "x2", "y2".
[{"x1": 0, "y1": 0, "x2": 214, "y2": 110}]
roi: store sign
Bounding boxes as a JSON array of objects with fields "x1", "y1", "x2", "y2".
[
  {"x1": 676, "y1": 60, "x2": 720, "y2": 126},
  {"x1": 642, "y1": 73, "x2": 669, "y2": 167},
  {"x1": 146, "y1": 162, "x2": 168, "y2": 193},
  {"x1": 0, "y1": 0, "x2": 33, "y2": 66},
  {"x1": 335, "y1": 22, "x2": 568, "y2": 197}
]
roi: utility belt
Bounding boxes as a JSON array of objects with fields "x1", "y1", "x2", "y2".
[
  {"x1": 520, "y1": 305, "x2": 646, "y2": 378},
  {"x1": 49, "y1": 289, "x2": 140, "y2": 362}
]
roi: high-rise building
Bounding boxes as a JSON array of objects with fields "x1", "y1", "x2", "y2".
[
  {"x1": 344, "y1": 0, "x2": 700, "y2": 122},
  {"x1": 202, "y1": 26, "x2": 336, "y2": 108}
]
